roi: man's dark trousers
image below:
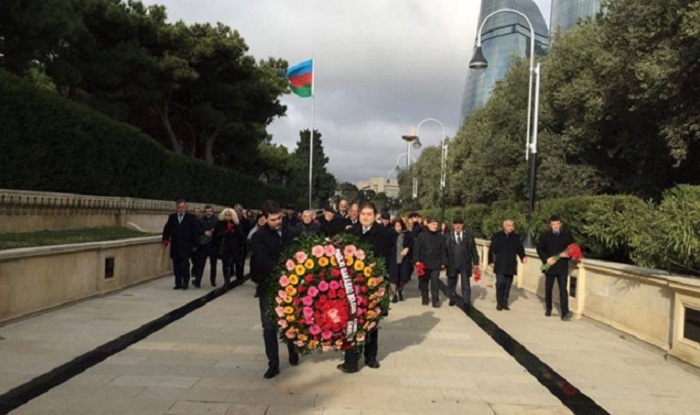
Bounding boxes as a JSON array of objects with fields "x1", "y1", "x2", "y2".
[
  {"x1": 495, "y1": 273, "x2": 514, "y2": 307},
  {"x1": 173, "y1": 256, "x2": 190, "y2": 288},
  {"x1": 448, "y1": 266, "x2": 471, "y2": 305},
  {"x1": 259, "y1": 294, "x2": 296, "y2": 368},
  {"x1": 419, "y1": 269, "x2": 441, "y2": 303},
  {"x1": 545, "y1": 273, "x2": 569, "y2": 315},
  {"x1": 193, "y1": 247, "x2": 218, "y2": 285},
  {"x1": 343, "y1": 330, "x2": 378, "y2": 368}
]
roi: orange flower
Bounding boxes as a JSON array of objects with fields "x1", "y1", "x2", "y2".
[
  {"x1": 284, "y1": 296, "x2": 293, "y2": 304},
  {"x1": 289, "y1": 275, "x2": 299, "y2": 285},
  {"x1": 363, "y1": 267, "x2": 373, "y2": 277},
  {"x1": 318, "y1": 257, "x2": 329, "y2": 267},
  {"x1": 285, "y1": 285, "x2": 297, "y2": 296},
  {"x1": 330, "y1": 256, "x2": 338, "y2": 266},
  {"x1": 353, "y1": 260, "x2": 365, "y2": 271},
  {"x1": 304, "y1": 259, "x2": 315, "y2": 270},
  {"x1": 345, "y1": 256, "x2": 354, "y2": 266},
  {"x1": 295, "y1": 265, "x2": 306, "y2": 276},
  {"x1": 283, "y1": 306, "x2": 294, "y2": 314},
  {"x1": 286, "y1": 314, "x2": 296, "y2": 322}
]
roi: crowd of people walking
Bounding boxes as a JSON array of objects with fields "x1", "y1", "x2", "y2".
[{"x1": 162, "y1": 198, "x2": 576, "y2": 378}]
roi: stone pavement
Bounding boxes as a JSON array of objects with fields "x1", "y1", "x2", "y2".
[{"x1": 0, "y1": 271, "x2": 698, "y2": 415}]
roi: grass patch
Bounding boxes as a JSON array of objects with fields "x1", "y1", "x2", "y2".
[{"x1": 0, "y1": 227, "x2": 156, "y2": 250}]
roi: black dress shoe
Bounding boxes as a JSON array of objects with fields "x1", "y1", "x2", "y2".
[
  {"x1": 448, "y1": 300, "x2": 456, "y2": 307},
  {"x1": 391, "y1": 294, "x2": 398, "y2": 304},
  {"x1": 337, "y1": 363, "x2": 358, "y2": 373},
  {"x1": 545, "y1": 310, "x2": 552, "y2": 317},
  {"x1": 561, "y1": 312, "x2": 573, "y2": 321},
  {"x1": 432, "y1": 302, "x2": 440, "y2": 308},
  {"x1": 422, "y1": 299, "x2": 429, "y2": 306},
  {"x1": 365, "y1": 358, "x2": 380, "y2": 369},
  {"x1": 263, "y1": 366, "x2": 279, "y2": 379},
  {"x1": 289, "y1": 351, "x2": 299, "y2": 366},
  {"x1": 173, "y1": 286, "x2": 182, "y2": 290},
  {"x1": 398, "y1": 291, "x2": 404, "y2": 301},
  {"x1": 503, "y1": 305, "x2": 510, "y2": 311},
  {"x1": 496, "y1": 304, "x2": 503, "y2": 311}
]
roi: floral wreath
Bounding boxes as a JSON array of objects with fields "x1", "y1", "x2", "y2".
[{"x1": 268, "y1": 234, "x2": 390, "y2": 354}]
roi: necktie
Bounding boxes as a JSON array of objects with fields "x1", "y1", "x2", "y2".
[
  {"x1": 363, "y1": 227, "x2": 370, "y2": 235},
  {"x1": 457, "y1": 233, "x2": 462, "y2": 244},
  {"x1": 178, "y1": 214, "x2": 183, "y2": 224}
]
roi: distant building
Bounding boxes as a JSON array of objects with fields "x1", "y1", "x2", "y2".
[
  {"x1": 460, "y1": 0, "x2": 549, "y2": 122},
  {"x1": 550, "y1": 0, "x2": 602, "y2": 37},
  {"x1": 356, "y1": 178, "x2": 400, "y2": 199}
]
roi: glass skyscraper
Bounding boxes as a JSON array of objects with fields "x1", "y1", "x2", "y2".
[
  {"x1": 460, "y1": 0, "x2": 548, "y2": 122},
  {"x1": 550, "y1": 0, "x2": 602, "y2": 36}
]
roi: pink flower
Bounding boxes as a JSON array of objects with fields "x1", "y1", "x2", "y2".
[
  {"x1": 285, "y1": 259, "x2": 295, "y2": 271},
  {"x1": 275, "y1": 297, "x2": 283, "y2": 304},
  {"x1": 354, "y1": 286, "x2": 361, "y2": 295},
  {"x1": 294, "y1": 251, "x2": 308, "y2": 263},
  {"x1": 312, "y1": 245, "x2": 325, "y2": 258},
  {"x1": 295, "y1": 340, "x2": 305, "y2": 347},
  {"x1": 275, "y1": 306, "x2": 285, "y2": 317},
  {"x1": 302, "y1": 296, "x2": 314, "y2": 306},
  {"x1": 318, "y1": 281, "x2": 330, "y2": 291},
  {"x1": 344, "y1": 245, "x2": 357, "y2": 257},
  {"x1": 285, "y1": 329, "x2": 296, "y2": 339},
  {"x1": 303, "y1": 307, "x2": 314, "y2": 319},
  {"x1": 357, "y1": 307, "x2": 365, "y2": 316},
  {"x1": 377, "y1": 287, "x2": 386, "y2": 297},
  {"x1": 279, "y1": 275, "x2": 290, "y2": 287},
  {"x1": 367, "y1": 322, "x2": 376, "y2": 331},
  {"x1": 278, "y1": 290, "x2": 287, "y2": 299},
  {"x1": 310, "y1": 325, "x2": 322, "y2": 335},
  {"x1": 307, "y1": 286, "x2": 319, "y2": 297},
  {"x1": 278, "y1": 319, "x2": 288, "y2": 328},
  {"x1": 322, "y1": 331, "x2": 333, "y2": 340},
  {"x1": 324, "y1": 244, "x2": 336, "y2": 257},
  {"x1": 356, "y1": 332, "x2": 366, "y2": 342},
  {"x1": 355, "y1": 249, "x2": 365, "y2": 260},
  {"x1": 330, "y1": 280, "x2": 340, "y2": 290},
  {"x1": 322, "y1": 345, "x2": 332, "y2": 352}
]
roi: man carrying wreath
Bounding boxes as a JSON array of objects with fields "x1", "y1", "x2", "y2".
[
  {"x1": 338, "y1": 201, "x2": 393, "y2": 373},
  {"x1": 250, "y1": 200, "x2": 301, "y2": 379}
]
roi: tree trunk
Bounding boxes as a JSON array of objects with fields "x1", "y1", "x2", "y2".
[
  {"x1": 157, "y1": 91, "x2": 182, "y2": 154},
  {"x1": 204, "y1": 122, "x2": 225, "y2": 164}
]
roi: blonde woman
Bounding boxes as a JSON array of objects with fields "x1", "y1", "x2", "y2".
[{"x1": 214, "y1": 208, "x2": 245, "y2": 286}]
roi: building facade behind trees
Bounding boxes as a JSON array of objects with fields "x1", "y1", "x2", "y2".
[{"x1": 550, "y1": 0, "x2": 602, "y2": 37}]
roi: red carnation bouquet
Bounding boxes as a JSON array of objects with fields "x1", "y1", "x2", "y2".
[
  {"x1": 541, "y1": 243, "x2": 583, "y2": 272},
  {"x1": 472, "y1": 266, "x2": 482, "y2": 283},
  {"x1": 415, "y1": 262, "x2": 426, "y2": 277}
]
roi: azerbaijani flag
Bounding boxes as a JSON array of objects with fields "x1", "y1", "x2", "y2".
[{"x1": 286, "y1": 59, "x2": 313, "y2": 98}]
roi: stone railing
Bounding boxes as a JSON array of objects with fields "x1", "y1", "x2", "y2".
[
  {"x1": 475, "y1": 239, "x2": 700, "y2": 369},
  {"x1": 0, "y1": 237, "x2": 171, "y2": 323},
  {"x1": 0, "y1": 189, "x2": 229, "y2": 233}
]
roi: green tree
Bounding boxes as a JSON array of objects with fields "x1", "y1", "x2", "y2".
[
  {"x1": 337, "y1": 182, "x2": 359, "y2": 202},
  {"x1": 289, "y1": 129, "x2": 337, "y2": 209}
]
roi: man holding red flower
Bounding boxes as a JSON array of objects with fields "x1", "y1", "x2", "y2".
[{"x1": 537, "y1": 215, "x2": 575, "y2": 321}]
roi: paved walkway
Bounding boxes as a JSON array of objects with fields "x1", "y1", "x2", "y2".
[{"x1": 0, "y1": 271, "x2": 699, "y2": 415}]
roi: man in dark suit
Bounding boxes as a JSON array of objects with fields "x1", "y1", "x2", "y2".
[
  {"x1": 192, "y1": 205, "x2": 219, "y2": 288},
  {"x1": 537, "y1": 215, "x2": 575, "y2": 321},
  {"x1": 250, "y1": 200, "x2": 301, "y2": 379},
  {"x1": 338, "y1": 202, "x2": 392, "y2": 374},
  {"x1": 445, "y1": 217, "x2": 480, "y2": 309},
  {"x1": 162, "y1": 199, "x2": 198, "y2": 290},
  {"x1": 488, "y1": 219, "x2": 527, "y2": 311},
  {"x1": 234, "y1": 204, "x2": 252, "y2": 281},
  {"x1": 413, "y1": 217, "x2": 448, "y2": 307}
]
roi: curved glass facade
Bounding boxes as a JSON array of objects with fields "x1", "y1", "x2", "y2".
[
  {"x1": 550, "y1": 0, "x2": 600, "y2": 36},
  {"x1": 550, "y1": 0, "x2": 601, "y2": 36},
  {"x1": 460, "y1": 0, "x2": 548, "y2": 122}
]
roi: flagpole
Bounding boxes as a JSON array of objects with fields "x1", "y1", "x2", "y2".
[{"x1": 308, "y1": 58, "x2": 315, "y2": 210}]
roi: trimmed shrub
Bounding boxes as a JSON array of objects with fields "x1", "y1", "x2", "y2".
[{"x1": 0, "y1": 69, "x2": 293, "y2": 208}]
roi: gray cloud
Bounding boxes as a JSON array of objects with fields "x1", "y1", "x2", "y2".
[{"x1": 143, "y1": 0, "x2": 551, "y2": 183}]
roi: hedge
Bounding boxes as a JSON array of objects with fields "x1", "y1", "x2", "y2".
[
  {"x1": 417, "y1": 189, "x2": 700, "y2": 276},
  {"x1": 0, "y1": 69, "x2": 294, "y2": 208}
]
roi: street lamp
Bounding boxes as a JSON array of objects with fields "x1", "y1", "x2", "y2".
[
  {"x1": 403, "y1": 118, "x2": 449, "y2": 222},
  {"x1": 394, "y1": 152, "x2": 417, "y2": 172},
  {"x1": 400, "y1": 129, "x2": 422, "y2": 170},
  {"x1": 470, "y1": 8, "x2": 541, "y2": 247}
]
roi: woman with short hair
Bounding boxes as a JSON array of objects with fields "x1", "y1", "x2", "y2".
[
  {"x1": 388, "y1": 218, "x2": 413, "y2": 303},
  {"x1": 214, "y1": 208, "x2": 246, "y2": 286}
]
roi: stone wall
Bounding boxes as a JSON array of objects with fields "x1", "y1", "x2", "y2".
[
  {"x1": 0, "y1": 189, "x2": 230, "y2": 233},
  {"x1": 475, "y1": 239, "x2": 700, "y2": 368},
  {"x1": 0, "y1": 237, "x2": 171, "y2": 323}
]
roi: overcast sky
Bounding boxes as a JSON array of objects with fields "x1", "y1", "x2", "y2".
[{"x1": 143, "y1": 0, "x2": 552, "y2": 184}]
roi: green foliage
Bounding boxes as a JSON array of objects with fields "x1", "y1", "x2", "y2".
[
  {"x1": 416, "y1": 189, "x2": 700, "y2": 275},
  {"x1": 287, "y1": 130, "x2": 337, "y2": 210},
  {"x1": 0, "y1": 69, "x2": 293, "y2": 207}
]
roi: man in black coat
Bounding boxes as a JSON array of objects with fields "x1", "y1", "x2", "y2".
[
  {"x1": 338, "y1": 202, "x2": 393, "y2": 374},
  {"x1": 192, "y1": 205, "x2": 219, "y2": 288},
  {"x1": 162, "y1": 199, "x2": 198, "y2": 290},
  {"x1": 250, "y1": 200, "x2": 301, "y2": 379},
  {"x1": 488, "y1": 219, "x2": 527, "y2": 311},
  {"x1": 234, "y1": 204, "x2": 252, "y2": 280},
  {"x1": 297, "y1": 209, "x2": 322, "y2": 237},
  {"x1": 413, "y1": 217, "x2": 448, "y2": 307},
  {"x1": 319, "y1": 205, "x2": 343, "y2": 237},
  {"x1": 536, "y1": 215, "x2": 574, "y2": 321},
  {"x1": 445, "y1": 217, "x2": 480, "y2": 309}
]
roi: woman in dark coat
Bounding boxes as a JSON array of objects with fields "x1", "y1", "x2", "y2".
[
  {"x1": 388, "y1": 219, "x2": 413, "y2": 303},
  {"x1": 214, "y1": 208, "x2": 246, "y2": 286}
]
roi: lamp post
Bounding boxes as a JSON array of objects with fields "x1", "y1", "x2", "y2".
[
  {"x1": 402, "y1": 118, "x2": 448, "y2": 222},
  {"x1": 469, "y1": 8, "x2": 541, "y2": 247},
  {"x1": 401, "y1": 130, "x2": 422, "y2": 170},
  {"x1": 394, "y1": 152, "x2": 416, "y2": 172}
]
